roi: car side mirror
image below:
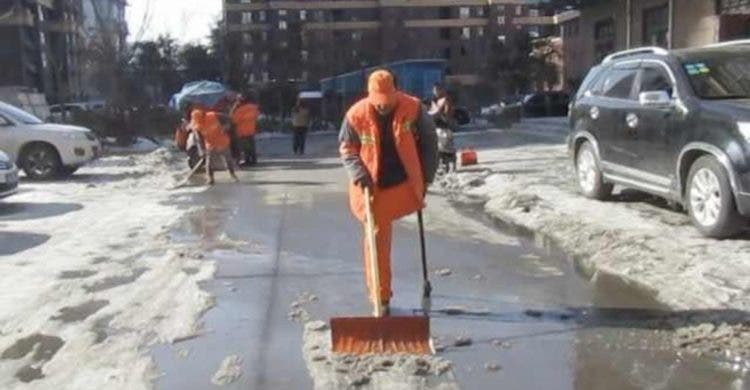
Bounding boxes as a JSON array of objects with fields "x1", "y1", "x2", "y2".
[{"x1": 639, "y1": 91, "x2": 672, "y2": 108}]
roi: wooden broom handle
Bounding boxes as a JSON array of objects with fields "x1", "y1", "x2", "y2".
[{"x1": 364, "y1": 187, "x2": 382, "y2": 317}]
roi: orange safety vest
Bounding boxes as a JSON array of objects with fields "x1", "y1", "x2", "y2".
[
  {"x1": 232, "y1": 103, "x2": 259, "y2": 137},
  {"x1": 192, "y1": 110, "x2": 230, "y2": 151},
  {"x1": 344, "y1": 92, "x2": 425, "y2": 222}
]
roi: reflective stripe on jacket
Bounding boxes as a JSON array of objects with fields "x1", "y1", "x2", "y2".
[{"x1": 339, "y1": 92, "x2": 432, "y2": 221}]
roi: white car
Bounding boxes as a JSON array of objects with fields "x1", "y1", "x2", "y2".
[
  {"x1": 0, "y1": 101, "x2": 101, "y2": 180},
  {"x1": 0, "y1": 149, "x2": 19, "y2": 198}
]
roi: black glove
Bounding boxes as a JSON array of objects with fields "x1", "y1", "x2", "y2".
[{"x1": 353, "y1": 173, "x2": 374, "y2": 190}]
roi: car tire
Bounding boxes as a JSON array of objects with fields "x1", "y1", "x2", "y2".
[
  {"x1": 576, "y1": 141, "x2": 613, "y2": 200},
  {"x1": 686, "y1": 156, "x2": 744, "y2": 238},
  {"x1": 60, "y1": 166, "x2": 79, "y2": 177},
  {"x1": 20, "y1": 143, "x2": 62, "y2": 180}
]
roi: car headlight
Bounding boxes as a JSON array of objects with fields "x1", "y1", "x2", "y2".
[
  {"x1": 738, "y1": 122, "x2": 750, "y2": 142},
  {"x1": 0, "y1": 161, "x2": 11, "y2": 170}
]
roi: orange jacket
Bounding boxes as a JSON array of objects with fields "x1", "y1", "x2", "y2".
[
  {"x1": 340, "y1": 92, "x2": 425, "y2": 222},
  {"x1": 191, "y1": 109, "x2": 230, "y2": 151},
  {"x1": 232, "y1": 103, "x2": 260, "y2": 137}
]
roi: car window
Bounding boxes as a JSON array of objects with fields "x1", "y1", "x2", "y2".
[
  {"x1": 576, "y1": 66, "x2": 603, "y2": 99},
  {"x1": 599, "y1": 68, "x2": 638, "y2": 99},
  {"x1": 679, "y1": 51, "x2": 750, "y2": 99},
  {"x1": 0, "y1": 102, "x2": 43, "y2": 125},
  {"x1": 639, "y1": 65, "x2": 674, "y2": 96}
]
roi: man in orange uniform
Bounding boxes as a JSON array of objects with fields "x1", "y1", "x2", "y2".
[
  {"x1": 231, "y1": 95, "x2": 260, "y2": 166},
  {"x1": 339, "y1": 70, "x2": 438, "y2": 315},
  {"x1": 190, "y1": 108, "x2": 240, "y2": 185}
]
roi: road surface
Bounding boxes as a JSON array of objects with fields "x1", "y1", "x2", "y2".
[{"x1": 153, "y1": 130, "x2": 747, "y2": 389}]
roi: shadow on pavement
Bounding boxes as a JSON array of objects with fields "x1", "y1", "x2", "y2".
[
  {"x1": 0, "y1": 231, "x2": 50, "y2": 256},
  {"x1": 0, "y1": 202, "x2": 83, "y2": 222}
]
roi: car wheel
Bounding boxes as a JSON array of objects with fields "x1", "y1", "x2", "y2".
[
  {"x1": 576, "y1": 141, "x2": 613, "y2": 200},
  {"x1": 60, "y1": 166, "x2": 79, "y2": 177},
  {"x1": 21, "y1": 144, "x2": 61, "y2": 180},
  {"x1": 686, "y1": 156, "x2": 743, "y2": 238}
]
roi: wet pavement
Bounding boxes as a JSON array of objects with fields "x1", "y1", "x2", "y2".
[{"x1": 153, "y1": 131, "x2": 749, "y2": 389}]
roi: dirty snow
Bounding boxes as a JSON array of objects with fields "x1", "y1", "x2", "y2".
[
  {"x1": 439, "y1": 118, "x2": 750, "y2": 359},
  {"x1": 440, "y1": 118, "x2": 750, "y2": 311},
  {"x1": 0, "y1": 148, "x2": 215, "y2": 389},
  {"x1": 301, "y1": 321, "x2": 459, "y2": 390}
]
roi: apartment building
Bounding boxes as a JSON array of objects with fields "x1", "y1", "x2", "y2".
[
  {"x1": 223, "y1": 0, "x2": 572, "y2": 87},
  {"x1": 563, "y1": 0, "x2": 750, "y2": 85},
  {"x1": 0, "y1": 0, "x2": 85, "y2": 103}
]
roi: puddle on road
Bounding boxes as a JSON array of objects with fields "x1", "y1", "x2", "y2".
[{"x1": 152, "y1": 177, "x2": 748, "y2": 390}]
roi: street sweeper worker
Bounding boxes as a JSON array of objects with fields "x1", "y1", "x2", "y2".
[
  {"x1": 231, "y1": 95, "x2": 260, "y2": 166},
  {"x1": 190, "y1": 108, "x2": 239, "y2": 185},
  {"x1": 339, "y1": 69, "x2": 438, "y2": 315}
]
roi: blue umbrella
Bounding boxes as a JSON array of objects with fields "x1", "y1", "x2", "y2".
[{"x1": 169, "y1": 81, "x2": 235, "y2": 111}]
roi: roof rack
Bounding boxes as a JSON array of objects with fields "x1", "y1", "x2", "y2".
[
  {"x1": 602, "y1": 47, "x2": 669, "y2": 64},
  {"x1": 702, "y1": 39, "x2": 750, "y2": 49}
]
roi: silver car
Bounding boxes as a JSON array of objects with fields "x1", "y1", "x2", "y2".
[
  {"x1": 0, "y1": 149, "x2": 19, "y2": 198},
  {"x1": 0, "y1": 101, "x2": 101, "y2": 180}
]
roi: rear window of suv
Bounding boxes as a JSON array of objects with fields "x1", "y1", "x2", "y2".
[{"x1": 679, "y1": 49, "x2": 750, "y2": 99}]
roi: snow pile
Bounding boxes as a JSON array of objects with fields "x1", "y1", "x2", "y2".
[
  {"x1": 438, "y1": 121, "x2": 750, "y2": 312},
  {"x1": 0, "y1": 148, "x2": 214, "y2": 389}
]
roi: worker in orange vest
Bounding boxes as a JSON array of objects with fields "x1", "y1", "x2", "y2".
[
  {"x1": 339, "y1": 69, "x2": 438, "y2": 315},
  {"x1": 190, "y1": 108, "x2": 240, "y2": 185},
  {"x1": 231, "y1": 95, "x2": 260, "y2": 166}
]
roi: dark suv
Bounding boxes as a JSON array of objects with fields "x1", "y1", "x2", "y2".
[{"x1": 568, "y1": 42, "x2": 750, "y2": 238}]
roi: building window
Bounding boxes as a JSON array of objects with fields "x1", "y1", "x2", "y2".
[
  {"x1": 351, "y1": 31, "x2": 362, "y2": 41},
  {"x1": 280, "y1": 40, "x2": 288, "y2": 48},
  {"x1": 249, "y1": 73, "x2": 256, "y2": 83},
  {"x1": 262, "y1": 71, "x2": 269, "y2": 82},
  {"x1": 477, "y1": 26, "x2": 484, "y2": 37},
  {"x1": 594, "y1": 18, "x2": 616, "y2": 62},
  {"x1": 259, "y1": 11, "x2": 266, "y2": 22},
  {"x1": 242, "y1": 12, "x2": 253, "y2": 23},
  {"x1": 262, "y1": 52, "x2": 269, "y2": 63},
  {"x1": 243, "y1": 52, "x2": 254, "y2": 65},
  {"x1": 279, "y1": 9, "x2": 287, "y2": 17},
  {"x1": 440, "y1": 28, "x2": 451, "y2": 40},
  {"x1": 300, "y1": 10, "x2": 307, "y2": 21},
  {"x1": 477, "y1": 6, "x2": 485, "y2": 17},
  {"x1": 462, "y1": 27, "x2": 471, "y2": 39},
  {"x1": 459, "y1": 7, "x2": 470, "y2": 19},
  {"x1": 516, "y1": 6, "x2": 523, "y2": 16},
  {"x1": 497, "y1": 35, "x2": 506, "y2": 43},
  {"x1": 497, "y1": 16, "x2": 505, "y2": 25},
  {"x1": 643, "y1": 4, "x2": 669, "y2": 46},
  {"x1": 443, "y1": 47, "x2": 451, "y2": 59},
  {"x1": 261, "y1": 31, "x2": 268, "y2": 41},
  {"x1": 301, "y1": 71, "x2": 309, "y2": 81},
  {"x1": 529, "y1": 9, "x2": 539, "y2": 17},
  {"x1": 279, "y1": 20, "x2": 288, "y2": 30},
  {"x1": 242, "y1": 32, "x2": 253, "y2": 44},
  {"x1": 301, "y1": 50, "x2": 309, "y2": 61},
  {"x1": 460, "y1": 45, "x2": 467, "y2": 56}
]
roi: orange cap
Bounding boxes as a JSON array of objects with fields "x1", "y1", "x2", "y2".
[{"x1": 367, "y1": 70, "x2": 397, "y2": 107}]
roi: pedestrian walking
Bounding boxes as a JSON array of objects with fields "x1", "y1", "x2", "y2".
[
  {"x1": 339, "y1": 69, "x2": 438, "y2": 315},
  {"x1": 231, "y1": 95, "x2": 260, "y2": 166},
  {"x1": 190, "y1": 108, "x2": 239, "y2": 185},
  {"x1": 429, "y1": 83, "x2": 457, "y2": 172},
  {"x1": 291, "y1": 100, "x2": 311, "y2": 155}
]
